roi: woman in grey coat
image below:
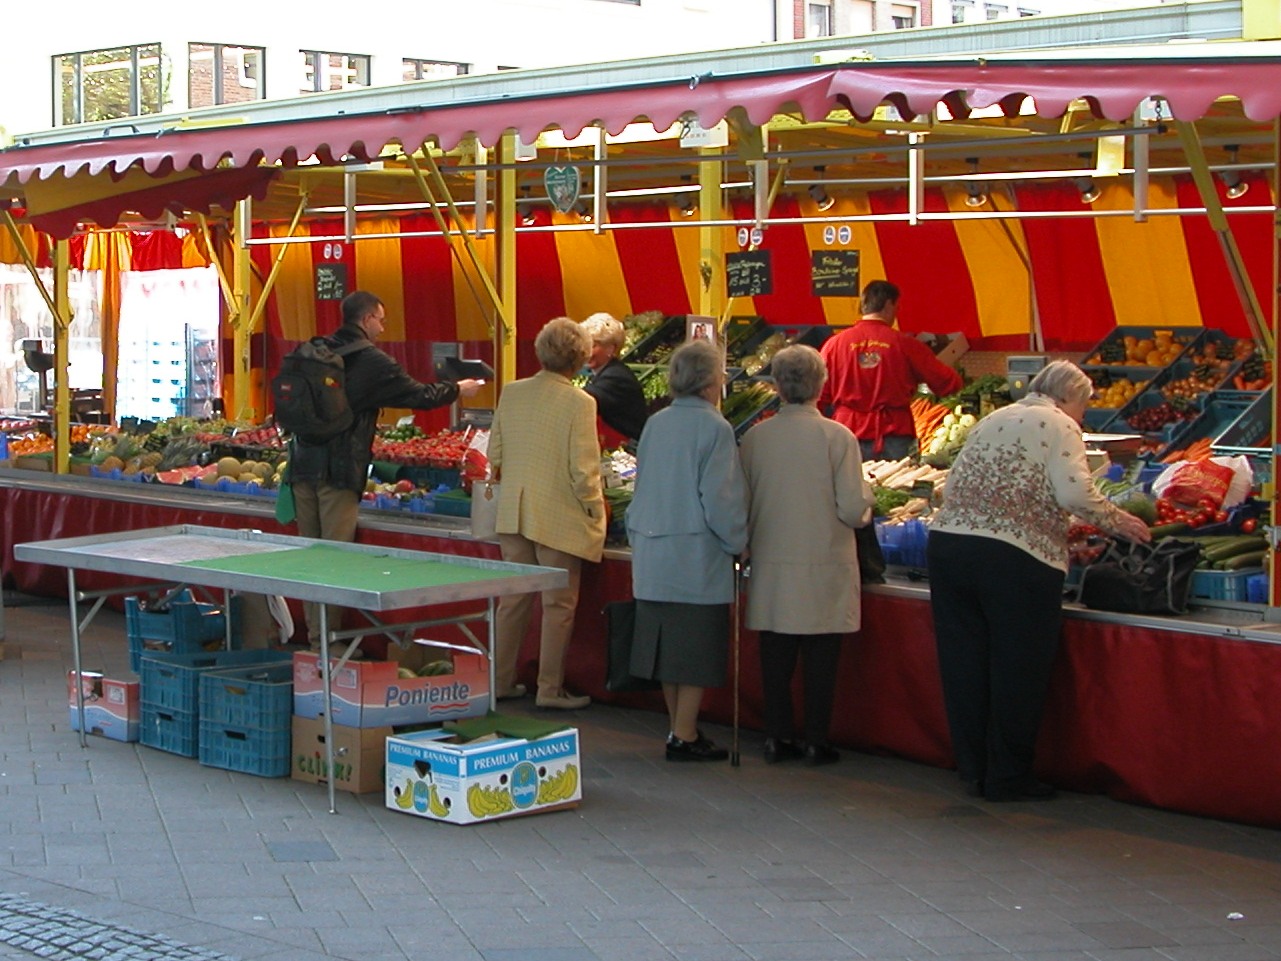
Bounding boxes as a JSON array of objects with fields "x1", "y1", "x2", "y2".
[
  {"x1": 626, "y1": 339, "x2": 748, "y2": 762},
  {"x1": 739, "y1": 345, "x2": 874, "y2": 765}
]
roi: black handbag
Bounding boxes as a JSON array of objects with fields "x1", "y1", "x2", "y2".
[
  {"x1": 603, "y1": 600, "x2": 660, "y2": 693},
  {"x1": 856, "y1": 523, "x2": 887, "y2": 583},
  {"x1": 1077, "y1": 538, "x2": 1201, "y2": 615}
]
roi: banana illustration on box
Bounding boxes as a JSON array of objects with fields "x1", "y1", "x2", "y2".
[
  {"x1": 428, "y1": 783, "x2": 450, "y2": 817},
  {"x1": 536, "y1": 764, "x2": 579, "y2": 804},
  {"x1": 394, "y1": 777, "x2": 416, "y2": 809},
  {"x1": 466, "y1": 783, "x2": 515, "y2": 818}
]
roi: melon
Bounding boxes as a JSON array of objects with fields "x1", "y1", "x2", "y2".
[{"x1": 216, "y1": 456, "x2": 241, "y2": 477}]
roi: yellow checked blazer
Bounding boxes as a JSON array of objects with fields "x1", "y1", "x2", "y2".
[{"x1": 488, "y1": 370, "x2": 606, "y2": 562}]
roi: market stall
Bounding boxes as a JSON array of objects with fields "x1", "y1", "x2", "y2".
[{"x1": 2, "y1": 32, "x2": 1281, "y2": 826}]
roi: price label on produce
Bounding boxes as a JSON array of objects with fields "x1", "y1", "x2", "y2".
[{"x1": 909, "y1": 480, "x2": 935, "y2": 501}]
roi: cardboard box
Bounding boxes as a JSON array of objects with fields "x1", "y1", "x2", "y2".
[
  {"x1": 68, "y1": 672, "x2": 140, "y2": 742},
  {"x1": 291, "y1": 716, "x2": 391, "y2": 794},
  {"x1": 292, "y1": 651, "x2": 490, "y2": 727},
  {"x1": 385, "y1": 726, "x2": 581, "y2": 825}
]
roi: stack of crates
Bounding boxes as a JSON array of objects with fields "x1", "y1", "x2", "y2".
[
  {"x1": 125, "y1": 590, "x2": 244, "y2": 672},
  {"x1": 199, "y1": 663, "x2": 295, "y2": 777},
  {"x1": 139, "y1": 649, "x2": 289, "y2": 758}
]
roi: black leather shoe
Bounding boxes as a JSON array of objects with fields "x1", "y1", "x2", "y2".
[
  {"x1": 986, "y1": 778, "x2": 1057, "y2": 802},
  {"x1": 666, "y1": 734, "x2": 729, "y2": 763},
  {"x1": 963, "y1": 779, "x2": 985, "y2": 798},
  {"x1": 763, "y1": 738, "x2": 804, "y2": 764},
  {"x1": 804, "y1": 744, "x2": 840, "y2": 766}
]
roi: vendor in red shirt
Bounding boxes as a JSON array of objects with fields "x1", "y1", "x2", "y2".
[{"x1": 819, "y1": 280, "x2": 963, "y2": 460}]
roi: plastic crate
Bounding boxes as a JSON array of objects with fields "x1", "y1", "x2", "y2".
[
  {"x1": 395, "y1": 465, "x2": 462, "y2": 490},
  {"x1": 1216, "y1": 387, "x2": 1272, "y2": 451},
  {"x1": 1247, "y1": 573, "x2": 1269, "y2": 604},
  {"x1": 875, "y1": 519, "x2": 929, "y2": 568},
  {"x1": 125, "y1": 592, "x2": 243, "y2": 672},
  {"x1": 198, "y1": 720, "x2": 291, "y2": 777},
  {"x1": 431, "y1": 489, "x2": 473, "y2": 518},
  {"x1": 1190, "y1": 568, "x2": 1264, "y2": 602},
  {"x1": 1157, "y1": 391, "x2": 1255, "y2": 460},
  {"x1": 139, "y1": 649, "x2": 291, "y2": 715},
  {"x1": 620, "y1": 314, "x2": 685, "y2": 365},
  {"x1": 199, "y1": 663, "x2": 294, "y2": 730},
  {"x1": 139, "y1": 704, "x2": 199, "y2": 757},
  {"x1": 1085, "y1": 369, "x2": 1156, "y2": 430}
]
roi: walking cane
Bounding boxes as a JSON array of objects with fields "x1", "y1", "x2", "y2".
[{"x1": 731, "y1": 558, "x2": 743, "y2": 767}]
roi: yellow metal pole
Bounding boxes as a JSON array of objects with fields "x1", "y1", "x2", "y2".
[
  {"x1": 1175, "y1": 121, "x2": 1270, "y2": 351},
  {"x1": 698, "y1": 147, "x2": 725, "y2": 322},
  {"x1": 496, "y1": 134, "x2": 518, "y2": 389},
  {"x1": 52, "y1": 240, "x2": 72, "y2": 475},
  {"x1": 231, "y1": 199, "x2": 254, "y2": 421},
  {"x1": 194, "y1": 213, "x2": 235, "y2": 311},
  {"x1": 718, "y1": 161, "x2": 787, "y2": 330},
  {"x1": 244, "y1": 193, "x2": 309, "y2": 333}
]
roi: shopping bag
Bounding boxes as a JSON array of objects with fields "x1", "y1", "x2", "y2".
[
  {"x1": 603, "y1": 599, "x2": 660, "y2": 693},
  {"x1": 470, "y1": 481, "x2": 500, "y2": 541},
  {"x1": 274, "y1": 481, "x2": 296, "y2": 525},
  {"x1": 1077, "y1": 538, "x2": 1200, "y2": 615}
]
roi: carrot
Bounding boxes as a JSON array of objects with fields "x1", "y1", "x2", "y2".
[{"x1": 1234, "y1": 374, "x2": 1247, "y2": 390}]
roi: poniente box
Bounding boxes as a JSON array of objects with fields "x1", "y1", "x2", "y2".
[{"x1": 292, "y1": 651, "x2": 489, "y2": 727}]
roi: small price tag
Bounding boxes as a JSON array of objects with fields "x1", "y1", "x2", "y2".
[{"x1": 910, "y1": 480, "x2": 934, "y2": 501}]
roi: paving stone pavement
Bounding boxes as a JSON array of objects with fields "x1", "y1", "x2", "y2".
[{"x1": 2, "y1": 593, "x2": 1281, "y2": 961}]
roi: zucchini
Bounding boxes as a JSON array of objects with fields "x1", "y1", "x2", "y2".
[
  {"x1": 1147, "y1": 522, "x2": 1190, "y2": 538},
  {"x1": 1221, "y1": 550, "x2": 1268, "y2": 571},
  {"x1": 1202, "y1": 536, "x2": 1268, "y2": 564}
]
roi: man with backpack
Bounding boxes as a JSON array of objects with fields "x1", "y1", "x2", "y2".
[{"x1": 284, "y1": 289, "x2": 482, "y2": 647}]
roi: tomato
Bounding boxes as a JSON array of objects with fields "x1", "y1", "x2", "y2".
[
  {"x1": 1240, "y1": 518, "x2": 1258, "y2": 533},
  {"x1": 1213, "y1": 510, "x2": 1228, "y2": 523},
  {"x1": 1186, "y1": 515, "x2": 1203, "y2": 528}
]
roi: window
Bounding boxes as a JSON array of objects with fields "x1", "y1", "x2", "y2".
[
  {"x1": 1017, "y1": 6, "x2": 1039, "y2": 14},
  {"x1": 807, "y1": 1, "x2": 833, "y2": 37},
  {"x1": 952, "y1": 0, "x2": 972, "y2": 22},
  {"x1": 892, "y1": 14, "x2": 915, "y2": 28},
  {"x1": 54, "y1": 43, "x2": 164, "y2": 126},
  {"x1": 985, "y1": 3, "x2": 1007, "y2": 18},
  {"x1": 189, "y1": 43, "x2": 264, "y2": 108},
  {"x1": 300, "y1": 50, "x2": 370, "y2": 93},
  {"x1": 402, "y1": 58, "x2": 470, "y2": 82}
]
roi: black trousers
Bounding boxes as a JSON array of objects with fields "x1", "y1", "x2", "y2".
[
  {"x1": 927, "y1": 531, "x2": 1065, "y2": 792},
  {"x1": 758, "y1": 630, "x2": 842, "y2": 746}
]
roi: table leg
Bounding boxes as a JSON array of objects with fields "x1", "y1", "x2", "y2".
[
  {"x1": 68, "y1": 569, "x2": 87, "y2": 749},
  {"x1": 320, "y1": 604, "x2": 337, "y2": 815},
  {"x1": 487, "y1": 596, "x2": 497, "y2": 714}
]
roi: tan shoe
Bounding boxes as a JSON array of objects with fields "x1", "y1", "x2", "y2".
[
  {"x1": 496, "y1": 684, "x2": 527, "y2": 700},
  {"x1": 535, "y1": 690, "x2": 590, "y2": 710}
]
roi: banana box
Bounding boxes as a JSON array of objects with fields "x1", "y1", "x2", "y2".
[
  {"x1": 385, "y1": 727, "x2": 581, "y2": 825},
  {"x1": 67, "y1": 672, "x2": 140, "y2": 742},
  {"x1": 292, "y1": 651, "x2": 489, "y2": 727},
  {"x1": 291, "y1": 716, "x2": 391, "y2": 794}
]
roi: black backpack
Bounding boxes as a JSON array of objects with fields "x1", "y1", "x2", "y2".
[{"x1": 270, "y1": 338, "x2": 369, "y2": 444}]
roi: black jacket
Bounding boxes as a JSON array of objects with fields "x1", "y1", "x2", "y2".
[
  {"x1": 288, "y1": 325, "x2": 460, "y2": 493},
  {"x1": 584, "y1": 358, "x2": 648, "y2": 441}
]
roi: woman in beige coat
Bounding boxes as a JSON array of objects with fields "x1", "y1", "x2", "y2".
[
  {"x1": 489, "y1": 317, "x2": 606, "y2": 709},
  {"x1": 739, "y1": 345, "x2": 874, "y2": 765}
]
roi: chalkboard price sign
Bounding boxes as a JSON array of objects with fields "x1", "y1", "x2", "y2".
[
  {"x1": 726, "y1": 250, "x2": 772, "y2": 297},
  {"x1": 811, "y1": 249, "x2": 860, "y2": 297},
  {"x1": 315, "y1": 263, "x2": 348, "y2": 302}
]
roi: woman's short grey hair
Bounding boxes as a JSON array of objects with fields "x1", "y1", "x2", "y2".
[
  {"x1": 771, "y1": 344, "x2": 827, "y2": 404},
  {"x1": 668, "y1": 339, "x2": 722, "y2": 398},
  {"x1": 1029, "y1": 360, "x2": 1093, "y2": 406},
  {"x1": 581, "y1": 312, "x2": 625, "y2": 351},
  {"x1": 535, "y1": 317, "x2": 592, "y2": 373}
]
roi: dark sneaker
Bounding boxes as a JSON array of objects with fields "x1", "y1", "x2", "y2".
[
  {"x1": 804, "y1": 744, "x2": 840, "y2": 766},
  {"x1": 986, "y1": 778, "x2": 1057, "y2": 802},
  {"x1": 666, "y1": 734, "x2": 729, "y2": 762},
  {"x1": 763, "y1": 738, "x2": 804, "y2": 764}
]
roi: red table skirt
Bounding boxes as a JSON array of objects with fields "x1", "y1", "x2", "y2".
[{"x1": 4, "y1": 483, "x2": 1279, "y2": 828}]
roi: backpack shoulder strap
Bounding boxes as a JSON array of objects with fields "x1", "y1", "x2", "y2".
[{"x1": 333, "y1": 340, "x2": 372, "y2": 358}]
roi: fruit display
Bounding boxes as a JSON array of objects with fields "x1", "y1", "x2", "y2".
[
  {"x1": 371, "y1": 427, "x2": 474, "y2": 468},
  {"x1": 1160, "y1": 364, "x2": 1228, "y2": 403},
  {"x1": 1089, "y1": 372, "x2": 1148, "y2": 409},
  {"x1": 1125, "y1": 400, "x2": 1197, "y2": 432},
  {"x1": 738, "y1": 331, "x2": 786, "y2": 375},
  {"x1": 922, "y1": 405, "x2": 976, "y2": 463},
  {"x1": 1084, "y1": 329, "x2": 1192, "y2": 367},
  {"x1": 1232, "y1": 348, "x2": 1272, "y2": 391},
  {"x1": 621, "y1": 310, "x2": 667, "y2": 356}
]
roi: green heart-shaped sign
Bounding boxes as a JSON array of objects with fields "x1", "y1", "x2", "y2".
[{"x1": 544, "y1": 165, "x2": 581, "y2": 214}]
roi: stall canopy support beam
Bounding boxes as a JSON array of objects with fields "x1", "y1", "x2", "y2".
[
  {"x1": 496, "y1": 134, "x2": 518, "y2": 389},
  {"x1": 231, "y1": 199, "x2": 254, "y2": 421},
  {"x1": 698, "y1": 146, "x2": 725, "y2": 323},
  {"x1": 1175, "y1": 121, "x2": 1270, "y2": 352},
  {"x1": 404, "y1": 148, "x2": 513, "y2": 341},
  {"x1": 52, "y1": 241, "x2": 71, "y2": 474}
]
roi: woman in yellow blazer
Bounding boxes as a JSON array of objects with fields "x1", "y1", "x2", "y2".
[{"x1": 489, "y1": 317, "x2": 607, "y2": 709}]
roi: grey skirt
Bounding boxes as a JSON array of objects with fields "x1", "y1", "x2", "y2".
[{"x1": 630, "y1": 600, "x2": 730, "y2": 688}]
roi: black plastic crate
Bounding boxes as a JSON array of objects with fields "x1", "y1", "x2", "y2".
[{"x1": 1080, "y1": 325, "x2": 1199, "y2": 371}]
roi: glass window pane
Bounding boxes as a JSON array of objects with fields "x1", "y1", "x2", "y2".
[
  {"x1": 57, "y1": 54, "x2": 79, "y2": 125},
  {"x1": 189, "y1": 42, "x2": 215, "y2": 109},
  {"x1": 224, "y1": 46, "x2": 263, "y2": 103},
  {"x1": 138, "y1": 42, "x2": 163, "y2": 115}
]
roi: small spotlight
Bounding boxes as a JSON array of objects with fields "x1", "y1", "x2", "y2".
[
  {"x1": 808, "y1": 183, "x2": 835, "y2": 212},
  {"x1": 1219, "y1": 170, "x2": 1249, "y2": 200},
  {"x1": 677, "y1": 194, "x2": 697, "y2": 217},
  {"x1": 574, "y1": 200, "x2": 593, "y2": 223},
  {"x1": 964, "y1": 182, "x2": 987, "y2": 208},
  {"x1": 1075, "y1": 177, "x2": 1101, "y2": 204}
]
